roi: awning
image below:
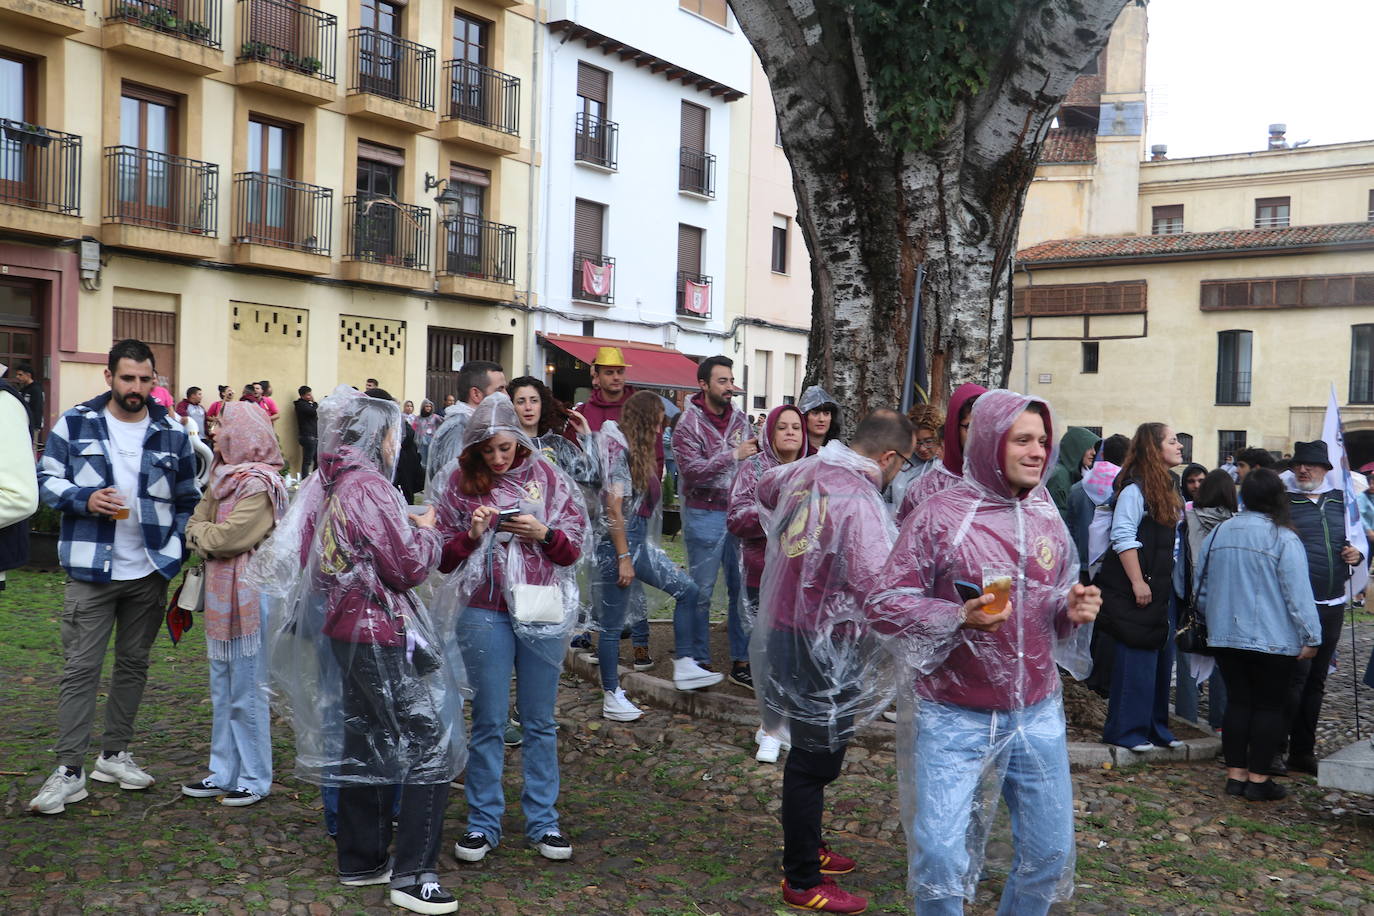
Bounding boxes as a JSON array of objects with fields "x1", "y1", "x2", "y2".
[{"x1": 540, "y1": 333, "x2": 702, "y2": 392}]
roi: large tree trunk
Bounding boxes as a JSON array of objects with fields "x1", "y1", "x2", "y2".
[{"x1": 731, "y1": 0, "x2": 1130, "y2": 415}]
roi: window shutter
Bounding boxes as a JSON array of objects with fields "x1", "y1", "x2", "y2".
[
  {"x1": 574, "y1": 199, "x2": 604, "y2": 256},
  {"x1": 680, "y1": 101, "x2": 707, "y2": 151},
  {"x1": 577, "y1": 63, "x2": 608, "y2": 104},
  {"x1": 358, "y1": 140, "x2": 405, "y2": 167},
  {"x1": 677, "y1": 224, "x2": 702, "y2": 274},
  {"x1": 450, "y1": 164, "x2": 490, "y2": 186}
]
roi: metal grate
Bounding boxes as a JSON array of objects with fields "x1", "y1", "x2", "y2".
[
  {"x1": 344, "y1": 192, "x2": 431, "y2": 270},
  {"x1": 109, "y1": 0, "x2": 221, "y2": 48},
  {"x1": 0, "y1": 120, "x2": 81, "y2": 215},
  {"x1": 572, "y1": 250, "x2": 615, "y2": 304},
  {"x1": 232, "y1": 172, "x2": 332, "y2": 254},
  {"x1": 678, "y1": 146, "x2": 716, "y2": 197},
  {"x1": 348, "y1": 28, "x2": 436, "y2": 111},
  {"x1": 442, "y1": 60, "x2": 519, "y2": 135},
  {"x1": 104, "y1": 145, "x2": 218, "y2": 234},
  {"x1": 439, "y1": 216, "x2": 515, "y2": 283},
  {"x1": 575, "y1": 112, "x2": 618, "y2": 170}
]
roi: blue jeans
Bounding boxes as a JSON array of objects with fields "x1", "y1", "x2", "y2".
[
  {"x1": 207, "y1": 604, "x2": 272, "y2": 795},
  {"x1": 1175, "y1": 653, "x2": 1227, "y2": 729},
  {"x1": 456, "y1": 607, "x2": 562, "y2": 844},
  {"x1": 1103, "y1": 614, "x2": 1178, "y2": 748},
  {"x1": 681, "y1": 504, "x2": 746, "y2": 662},
  {"x1": 597, "y1": 518, "x2": 699, "y2": 690},
  {"x1": 911, "y1": 698, "x2": 1075, "y2": 916}
]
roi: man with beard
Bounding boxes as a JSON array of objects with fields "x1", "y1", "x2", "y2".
[
  {"x1": 1279, "y1": 440, "x2": 1363, "y2": 776},
  {"x1": 30, "y1": 339, "x2": 199, "y2": 814}
]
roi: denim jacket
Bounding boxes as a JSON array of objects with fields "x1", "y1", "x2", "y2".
[{"x1": 1193, "y1": 512, "x2": 1322, "y2": 655}]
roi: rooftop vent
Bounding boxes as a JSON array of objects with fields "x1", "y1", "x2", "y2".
[
  {"x1": 1150, "y1": 144, "x2": 1168, "y2": 161},
  {"x1": 1268, "y1": 123, "x2": 1288, "y2": 150}
]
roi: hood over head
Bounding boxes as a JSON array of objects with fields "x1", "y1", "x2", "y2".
[
  {"x1": 797, "y1": 385, "x2": 839, "y2": 416},
  {"x1": 318, "y1": 384, "x2": 402, "y2": 483},
  {"x1": 760, "y1": 404, "x2": 811, "y2": 466},
  {"x1": 943, "y1": 382, "x2": 988, "y2": 479},
  {"x1": 460, "y1": 392, "x2": 536, "y2": 456},
  {"x1": 962, "y1": 389, "x2": 1057, "y2": 501},
  {"x1": 1056, "y1": 426, "x2": 1101, "y2": 484}
]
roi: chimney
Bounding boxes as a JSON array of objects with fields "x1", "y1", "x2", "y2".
[
  {"x1": 1150, "y1": 144, "x2": 1168, "y2": 161},
  {"x1": 1268, "y1": 123, "x2": 1288, "y2": 150}
]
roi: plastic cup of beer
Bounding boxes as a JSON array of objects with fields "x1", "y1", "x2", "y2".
[
  {"x1": 111, "y1": 488, "x2": 133, "y2": 521},
  {"x1": 982, "y1": 569, "x2": 1014, "y2": 614}
]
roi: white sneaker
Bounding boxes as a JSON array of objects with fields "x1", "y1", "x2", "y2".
[
  {"x1": 672, "y1": 657, "x2": 724, "y2": 691},
  {"x1": 755, "y1": 729, "x2": 785, "y2": 764},
  {"x1": 29, "y1": 766, "x2": 88, "y2": 815},
  {"x1": 881, "y1": 709, "x2": 898, "y2": 723},
  {"x1": 602, "y1": 688, "x2": 643, "y2": 722},
  {"x1": 90, "y1": 751, "x2": 155, "y2": 790}
]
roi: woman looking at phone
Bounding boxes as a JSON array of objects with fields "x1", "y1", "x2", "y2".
[{"x1": 432, "y1": 394, "x2": 588, "y2": 865}]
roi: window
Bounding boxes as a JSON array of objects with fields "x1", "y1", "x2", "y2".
[
  {"x1": 1177, "y1": 432, "x2": 1193, "y2": 464},
  {"x1": 358, "y1": 0, "x2": 403, "y2": 98},
  {"x1": 1083, "y1": 426, "x2": 1103, "y2": 438},
  {"x1": 573, "y1": 198, "x2": 604, "y2": 257},
  {"x1": 244, "y1": 116, "x2": 296, "y2": 242},
  {"x1": 679, "y1": 0, "x2": 727, "y2": 26},
  {"x1": 1352, "y1": 324, "x2": 1374, "y2": 403},
  {"x1": 1218, "y1": 430, "x2": 1247, "y2": 466},
  {"x1": 678, "y1": 101, "x2": 714, "y2": 195},
  {"x1": 1368, "y1": 190, "x2": 1374, "y2": 222},
  {"x1": 1013, "y1": 280, "x2": 1147, "y2": 317},
  {"x1": 783, "y1": 353, "x2": 799, "y2": 404},
  {"x1": 1254, "y1": 196, "x2": 1290, "y2": 229},
  {"x1": 575, "y1": 62, "x2": 615, "y2": 168},
  {"x1": 1200, "y1": 273, "x2": 1374, "y2": 311},
  {"x1": 753, "y1": 349, "x2": 771, "y2": 410},
  {"x1": 771, "y1": 214, "x2": 789, "y2": 274},
  {"x1": 573, "y1": 198, "x2": 611, "y2": 302},
  {"x1": 1, "y1": 53, "x2": 34, "y2": 200},
  {"x1": 354, "y1": 140, "x2": 403, "y2": 259},
  {"x1": 1216, "y1": 330, "x2": 1252, "y2": 405},
  {"x1": 1151, "y1": 204, "x2": 1184, "y2": 235},
  {"x1": 444, "y1": 163, "x2": 489, "y2": 276},
  {"x1": 117, "y1": 84, "x2": 180, "y2": 226},
  {"x1": 676, "y1": 223, "x2": 708, "y2": 316},
  {"x1": 1081, "y1": 341, "x2": 1099, "y2": 374},
  {"x1": 450, "y1": 12, "x2": 490, "y2": 123},
  {"x1": 452, "y1": 11, "x2": 487, "y2": 64}
]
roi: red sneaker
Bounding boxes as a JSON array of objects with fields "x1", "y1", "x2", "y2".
[
  {"x1": 818, "y1": 844, "x2": 856, "y2": 875},
  {"x1": 781, "y1": 876, "x2": 868, "y2": 913}
]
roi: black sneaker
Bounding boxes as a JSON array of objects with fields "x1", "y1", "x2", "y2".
[
  {"x1": 1287, "y1": 753, "x2": 1319, "y2": 776},
  {"x1": 390, "y1": 881, "x2": 457, "y2": 915},
  {"x1": 180, "y1": 776, "x2": 223, "y2": 799},
  {"x1": 729, "y1": 663, "x2": 754, "y2": 690},
  {"x1": 1224, "y1": 778, "x2": 1246, "y2": 797},
  {"x1": 1244, "y1": 779, "x2": 1288, "y2": 802},
  {"x1": 533, "y1": 832, "x2": 573, "y2": 861},
  {"x1": 570, "y1": 632, "x2": 592, "y2": 651},
  {"x1": 454, "y1": 831, "x2": 492, "y2": 863}
]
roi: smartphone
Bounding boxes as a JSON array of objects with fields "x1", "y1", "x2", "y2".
[
  {"x1": 954, "y1": 580, "x2": 984, "y2": 603},
  {"x1": 497, "y1": 507, "x2": 521, "y2": 525}
]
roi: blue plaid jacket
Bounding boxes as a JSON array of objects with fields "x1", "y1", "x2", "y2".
[{"x1": 37, "y1": 392, "x2": 199, "y2": 583}]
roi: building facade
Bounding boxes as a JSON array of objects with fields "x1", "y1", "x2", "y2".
[
  {"x1": 0, "y1": 0, "x2": 539, "y2": 469},
  {"x1": 1012, "y1": 2, "x2": 1374, "y2": 466}
]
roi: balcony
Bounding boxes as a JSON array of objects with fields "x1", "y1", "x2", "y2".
[
  {"x1": 572, "y1": 250, "x2": 614, "y2": 305},
  {"x1": 345, "y1": 28, "x2": 437, "y2": 132},
  {"x1": 230, "y1": 172, "x2": 332, "y2": 274},
  {"x1": 104, "y1": 0, "x2": 224, "y2": 74},
  {"x1": 0, "y1": 0, "x2": 86, "y2": 36},
  {"x1": 676, "y1": 270, "x2": 713, "y2": 319},
  {"x1": 1215, "y1": 371, "x2": 1252, "y2": 406},
  {"x1": 438, "y1": 216, "x2": 515, "y2": 301},
  {"x1": 0, "y1": 120, "x2": 83, "y2": 239},
  {"x1": 436, "y1": 60, "x2": 520, "y2": 155},
  {"x1": 678, "y1": 146, "x2": 715, "y2": 198},
  {"x1": 234, "y1": 0, "x2": 339, "y2": 105},
  {"x1": 342, "y1": 192, "x2": 431, "y2": 288},
  {"x1": 574, "y1": 112, "x2": 617, "y2": 171},
  {"x1": 103, "y1": 145, "x2": 219, "y2": 257}
]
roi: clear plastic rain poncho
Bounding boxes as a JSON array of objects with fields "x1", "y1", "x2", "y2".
[
  {"x1": 750, "y1": 440, "x2": 899, "y2": 753},
  {"x1": 864, "y1": 390, "x2": 1092, "y2": 910},
  {"x1": 534, "y1": 427, "x2": 602, "y2": 493},
  {"x1": 424, "y1": 401, "x2": 474, "y2": 490},
  {"x1": 428, "y1": 393, "x2": 590, "y2": 668},
  {"x1": 249, "y1": 385, "x2": 466, "y2": 787}
]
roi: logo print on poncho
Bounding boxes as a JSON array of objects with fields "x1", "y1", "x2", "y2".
[
  {"x1": 1034, "y1": 535, "x2": 1055, "y2": 571},
  {"x1": 780, "y1": 488, "x2": 827, "y2": 558},
  {"x1": 524, "y1": 480, "x2": 542, "y2": 502}
]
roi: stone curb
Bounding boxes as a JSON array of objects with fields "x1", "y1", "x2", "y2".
[{"x1": 563, "y1": 646, "x2": 1223, "y2": 770}]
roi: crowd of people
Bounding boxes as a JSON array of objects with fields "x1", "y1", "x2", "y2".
[{"x1": 6, "y1": 336, "x2": 1371, "y2": 915}]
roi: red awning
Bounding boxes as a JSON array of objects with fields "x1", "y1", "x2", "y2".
[{"x1": 541, "y1": 333, "x2": 702, "y2": 391}]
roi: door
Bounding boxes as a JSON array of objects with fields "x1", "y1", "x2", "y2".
[
  {"x1": 426, "y1": 327, "x2": 502, "y2": 404},
  {"x1": 359, "y1": 0, "x2": 402, "y2": 99},
  {"x1": 0, "y1": 54, "x2": 34, "y2": 206},
  {"x1": 248, "y1": 0, "x2": 300, "y2": 64},
  {"x1": 576, "y1": 63, "x2": 609, "y2": 163},
  {"x1": 679, "y1": 101, "x2": 707, "y2": 191},
  {"x1": 118, "y1": 87, "x2": 178, "y2": 228},
  {"x1": 0, "y1": 280, "x2": 41, "y2": 408},
  {"x1": 446, "y1": 164, "x2": 487, "y2": 276},
  {"x1": 356, "y1": 153, "x2": 399, "y2": 261},
  {"x1": 246, "y1": 118, "x2": 294, "y2": 244},
  {"x1": 451, "y1": 12, "x2": 489, "y2": 122}
]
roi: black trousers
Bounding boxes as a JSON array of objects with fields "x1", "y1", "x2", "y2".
[
  {"x1": 299, "y1": 436, "x2": 318, "y2": 476},
  {"x1": 1285, "y1": 604, "x2": 1344, "y2": 759},
  {"x1": 781, "y1": 733, "x2": 847, "y2": 890},
  {"x1": 331, "y1": 641, "x2": 449, "y2": 887},
  {"x1": 1216, "y1": 648, "x2": 1297, "y2": 775}
]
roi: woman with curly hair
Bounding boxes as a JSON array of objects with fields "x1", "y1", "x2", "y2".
[{"x1": 1095, "y1": 422, "x2": 1185, "y2": 750}]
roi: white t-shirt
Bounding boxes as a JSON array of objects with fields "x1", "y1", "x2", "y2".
[{"x1": 104, "y1": 408, "x2": 156, "y2": 581}]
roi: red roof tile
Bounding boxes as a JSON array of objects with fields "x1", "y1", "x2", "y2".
[
  {"x1": 1039, "y1": 128, "x2": 1097, "y2": 163},
  {"x1": 1017, "y1": 221, "x2": 1374, "y2": 265}
]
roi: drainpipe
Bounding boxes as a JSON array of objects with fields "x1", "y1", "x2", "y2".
[{"x1": 1018, "y1": 259, "x2": 1032, "y2": 393}]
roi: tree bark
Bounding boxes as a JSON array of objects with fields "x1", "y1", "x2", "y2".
[{"x1": 730, "y1": 0, "x2": 1131, "y2": 416}]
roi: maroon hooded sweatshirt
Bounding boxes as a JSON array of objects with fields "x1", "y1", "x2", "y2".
[
  {"x1": 672, "y1": 391, "x2": 751, "y2": 511},
  {"x1": 727, "y1": 404, "x2": 811, "y2": 588},
  {"x1": 898, "y1": 382, "x2": 987, "y2": 524}
]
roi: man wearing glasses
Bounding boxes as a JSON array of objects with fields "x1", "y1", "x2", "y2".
[{"x1": 884, "y1": 405, "x2": 945, "y2": 520}]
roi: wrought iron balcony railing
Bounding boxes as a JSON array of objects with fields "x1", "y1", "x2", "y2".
[
  {"x1": 232, "y1": 172, "x2": 331, "y2": 254},
  {"x1": 443, "y1": 60, "x2": 519, "y2": 135},
  {"x1": 108, "y1": 0, "x2": 221, "y2": 48},
  {"x1": 0, "y1": 119, "x2": 81, "y2": 215},
  {"x1": 676, "y1": 269, "x2": 713, "y2": 318},
  {"x1": 574, "y1": 112, "x2": 617, "y2": 170},
  {"x1": 236, "y1": 0, "x2": 337, "y2": 82},
  {"x1": 104, "y1": 145, "x2": 218, "y2": 234},
  {"x1": 440, "y1": 216, "x2": 515, "y2": 283},
  {"x1": 572, "y1": 250, "x2": 614, "y2": 304},
  {"x1": 678, "y1": 146, "x2": 715, "y2": 197},
  {"x1": 348, "y1": 27, "x2": 435, "y2": 111},
  {"x1": 345, "y1": 192, "x2": 430, "y2": 269}
]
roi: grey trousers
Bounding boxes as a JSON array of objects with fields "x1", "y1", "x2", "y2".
[{"x1": 55, "y1": 573, "x2": 168, "y2": 767}]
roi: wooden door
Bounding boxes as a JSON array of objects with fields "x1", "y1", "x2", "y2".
[
  {"x1": 118, "y1": 87, "x2": 178, "y2": 228},
  {"x1": 246, "y1": 118, "x2": 294, "y2": 244}
]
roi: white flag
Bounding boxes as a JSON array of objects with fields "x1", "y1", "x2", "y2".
[{"x1": 1322, "y1": 384, "x2": 1370, "y2": 597}]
